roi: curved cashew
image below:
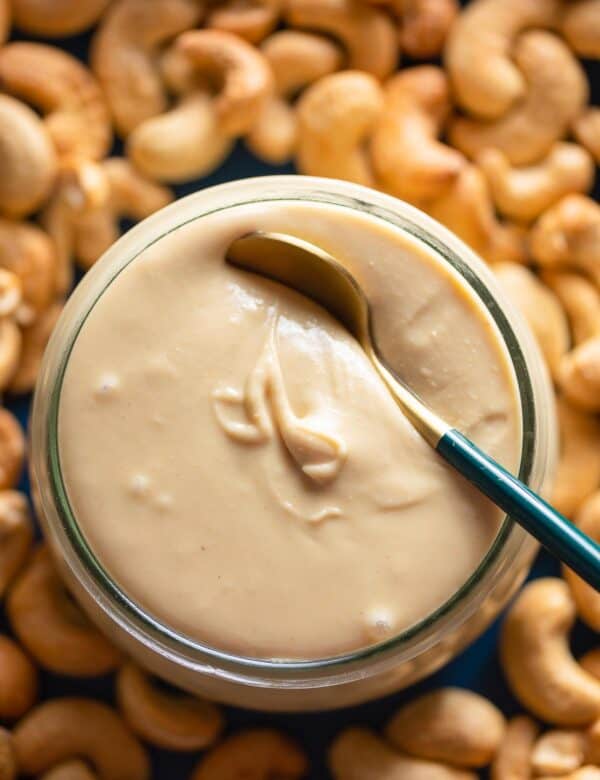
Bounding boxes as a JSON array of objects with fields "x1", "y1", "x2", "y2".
[
  {"x1": 0, "y1": 728, "x2": 16, "y2": 780},
  {"x1": 385, "y1": 688, "x2": 505, "y2": 768},
  {"x1": 561, "y1": 0, "x2": 600, "y2": 59},
  {"x1": 91, "y1": 0, "x2": 202, "y2": 137},
  {"x1": 296, "y1": 70, "x2": 384, "y2": 186},
  {"x1": 426, "y1": 165, "x2": 527, "y2": 265},
  {"x1": 478, "y1": 144, "x2": 594, "y2": 224},
  {"x1": 444, "y1": 0, "x2": 560, "y2": 120},
  {"x1": 0, "y1": 95, "x2": 57, "y2": 219},
  {"x1": 493, "y1": 263, "x2": 569, "y2": 379},
  {"x1": 553, "y1": 398, "x2": 600, "y2": 517},
  {"x1": 175, "y1": 29, "x2": 274, "y2": 137},
  {"x1": 116, "y1": 662, "x2": 224, "y2": 751},
  {"x1": 7, "y1": 545, "x2": 122, "y2": 676},
  {"x1": 329, "y1": 727, "x2": 477, "y2": 780},
  {"x1": 246, "y1": 31, "x2": 344, "y2": 164},
  {"x1": 532, "y1": 730, "x2": 586, "y2": 777},
  {"x1": 449, "y1": 32, "x2": 589, "y2": 166},
  {"x1": 500, "y1": 577, "x2": 600, "y2": 725},
  {"x1": 0, "y1": 0, "x2": 9, "y2": 45},
  {"x1": 541, "y1": 272, "x2": 600, "y2": 347},
  {"x1": 284, "y1": 0, "x2": 398, "y2": 80},
  {"x1": 10, "y1": 0, "x2": 111, "y2": 37},
  {"x1": 0, "y1": 491, "x2": 33, "y2": 598},
  {"x1": 0, "y1": 410, "x2": 24, "y2": 491},
  {"x1": 191, "y1": 729, "x2": 308, "y2": 780},
  {"x1": 0, "y1": 43, "x2": 111, "y2": 164},
  {"x1": 491, "y1": 715, "x2": 540, "y2": 780},
  {"x1": 8, "y1": 301, "x2": 62, "y2": 395},
  {"x1": 13, "y1": 698, "x2": 149, "y2": 780},
  {"x1": 0, "y1": 634, "x2": 37, "y2": 720},
  {"x1": 207, "y1": 0, "x2": 281, "y2": 43},
  {"x1": 41, "y1": 761, "x2": 98, "y2": 780},
  {"x1": 530, "y1": 195, "x2": 600, "y2": 287},
  {"x1": 562, "y1": 491, "x2": 600, "y2": 630},
  {"x1": 397, "y1": 0, "x2": 458, "y2": 60},
  {"x1": 371, "y1": 66, "x2": 465, "y2": 203},
  {"x1": 558, "y1": 337, "x2": 600, "y2": 413},
  {"x1": 573, "y1": 109, "x2": 600, "y2": 165}
]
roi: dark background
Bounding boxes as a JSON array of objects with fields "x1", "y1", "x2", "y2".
[{"x1": 3, "y1": 6, "x2": 600, "y2": 778}]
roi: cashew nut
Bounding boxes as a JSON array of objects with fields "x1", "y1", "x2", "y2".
[
  {"x1": 0, "y1": 0, "x2": 9, "y2": 45},
  {"x1": 397, "y1": 0, "x2": 458, "y2": 60},
  {"x1": 41, "y1": 762, "x2": 98, "y2": 780},
  {"x1": 371, "y1": 66, "x2": 465, "y2": 203},
  {"x1": 530, "y1": 195, "x2": 600, "y2": 288},
  {"x1": 384, "y1": 687, "x2": 506, "y2": 768},
  {"x1": 491, "y1": 715, "x2": 540, "y2": 780},
  {"x1": 190, "y1": 728, "x2": 308, "y2": 779},
  {"x1": 175, "y1": 29, "x2": 274, "y2": 137},
  {"x1": 541, "y1": 272, "x2": 600, "y2": 347},
  {"x1": 13, "y1": 698, "x2": 150, "y2": 780},
  {"x1": 8, "y1": 300, "x2": 62, "y2": 395},
  {"x1": 478, "y1": 144, "x2": 595, "y2": 224},
  {"x1": 562, "y1": 491, "x2": 600, "y2": 630},
  {"x1": 329, "y1": 727, "x2": 477, "y2": 780},
  {"x1": 296, "y1": 70, "x2": 384, "y2": 186},
  {"x1": 537, "y1": 769, "x2": 600, "y2": 780},
  {"x1": 493, "y1": 262, "x2": 569, "y2": 379},
  {"x1": 444, "y1": 0, "x2": 561, "y2": 120},
  {"x1": 0, "y1": 95, "x2": 57, "y2": 219},
  {"x1": 0, "y1": 410, "x2": 24, "y2": 491},
  {"x1": 0, "y1": 318, "x2": 20, "y2": 391},
  {"x1": 0, "y1": 728, "x2": 16, "y2": 780},
  {"x1": 284, "y1": 0, "x2": 399, "y2": 80},
  {"x1": 449, "y1": 32, "x2": 589, "y2": 166},
  {"x1": 7, "y1": 545, "x2": 122, "y2": 676},
  {"x1": 246, "y1": 31, "x2": 344, "y2": 164},
  {"x1": 558, "y1": 337, "x2": 600, "y2": 413},
  {"x1": 426, "y1": 165, "x2": 527, "y2": 265},
  {"x1": 500, "y1": 577, "x2": 600, "y2": 725},
  {"x1": 0, "y1": 634, "x2": 37, "y2": 720},
  {"x1": 116, "y1": 662, "x2": 224, "y2": 751},
  {"x1": 552, "y1": 398, "x2": 600, "y2": 517},
  {"x1": 206, "y1": 0, "x2": 281, "y2": 43},
  {"x1": 0, "y1": 270, "x2": 22, "y2": 321},
  {"x1": 0, "y1": 491, "x2": 33, "y2": 598},
  {"x1": 532, "y1": 730, "x2": 586, "y2": 777},
  {"x1": 573, "y1": 109, "x2": 600, "y2": 165},
  {"x1": 561, "y1": 0, "x2": 600, "y2": 60},
  {"x1": 91, "y1": 0, "x2": 202, "y2": 137},
  {"x1": 10, "y1": 0, "x2": 111, "y2": 37},
  {"x1": 0, "y1": 43, "x2": 112, "y2": 164}
]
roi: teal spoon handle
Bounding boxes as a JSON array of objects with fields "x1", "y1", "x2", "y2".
[{"x1": 437, "y1": 429, "x2": 600, "y2": 591}]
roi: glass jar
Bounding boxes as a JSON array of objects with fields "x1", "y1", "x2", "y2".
[{"x1": 30, "y1": 176, "x2": 557, "y2": 712}]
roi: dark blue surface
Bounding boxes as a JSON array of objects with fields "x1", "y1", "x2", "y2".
[{"x1": 4, "y1": 13, "x2": 600, "y2": 780}]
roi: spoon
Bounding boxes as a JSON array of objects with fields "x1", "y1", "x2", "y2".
[{"x1": 226, "y1": 231, "x2": 600, "y2": 592}]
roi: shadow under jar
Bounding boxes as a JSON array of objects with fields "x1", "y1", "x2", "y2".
[{"x1": 30, "y1": 176, "x2": 557, "y2": 711}]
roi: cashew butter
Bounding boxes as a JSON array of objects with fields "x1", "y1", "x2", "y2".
[{"x1": 57, "y1": 199, "x2": 521, "y2": 661}]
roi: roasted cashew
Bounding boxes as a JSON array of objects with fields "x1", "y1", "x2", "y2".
[
  {"x1": 0, "y1": 491, "x2": 33, "y2": 598},
  {"x1": 176, "y1": 29, "x2": 274, "y2": 137},
  {"x1": 0, "y1": 0, "x2": 9, "y2": 45},
  {"x1": 371, "y1": 66, "x2": 465, "y2": 203},
  {"x1": 530, "y1": 196, "x2": 600, "y2": 288},
  {"x1": 0, "y1": 634, "x2": 37, "y2": 720},
  {"x1": 558, "y1": 337, "x2": 600, "y2": 413},
  {"x1": 0, "y1": 319, "x2": 21, "y2": 392},
  {"x1": 493, "y1": 263, "x2": 569, "y2": 379},
  {"x1": 0, "y1": 410, "x2": 24, "y2": 490},
  {"x1": 426, "y1": 165, "x2": 527, "y2": 265},
  {"x1": 284, "y1": 0, "x2": 398, "y2": 80},
  {"x1": 0, "y1": 270, "x2": 22, "y2": 321},
  {"x1": 41, "y1": 762, "x2": 98, "y2": 780},
  {"x1": 246, "y1": 31, "x2": 344, "y2": 164},
  {"x1": 542, "y1": 272, "x2": 600, "y2": 347},
  {"x1": 191, "y1": 728, "x2": 308, "y2": 779},
  {"x1": 444, "y1": 0, "x2": 560, "y2": 120},
  {"x1": 396, "y1": 0, "x2": 458, "y2": 60},
  {"x1": 532, "y1": 730, "x2": 587, "y2": 777},
  {"x1": 91, "y1": 0, "x2": 202, "y2": 137},
  {"x1": 478, "y1": 144, "x2": 594, "y2": 224},
  {"x1": 500, "y1": 577, "x2": 600, "y2": 725},
  {"x1": 491, "y1": 715, "x2": 540, "y2": 780},
  {"x1": 296, "y1": 70, "x2": 384, "y2": 186},
  {"x1": 329, "y1": 727, "x2": 477, "y2": 780},
  {"x1": 553, "y1": 398, "x2": 600, "y2": 517},
  {"x1": 8, "y1": 301, "x2": 62, "y2": 395},
  {"x1": 562, "y1": 491, "x2": 600, "y2": 630},
  {"x1": 0, "y1": 95, "x2": 57, "y2": 219},
  {"x1": 10, "y1": 0, "x2": 111, "y2": 37},
  {"x1": 116, "y1": 662, "x2": 224, "y2": 751},
  {"x1": 206, "y1": 0, "x2": 281, "y2": 43},
  {"x1": 0, "y1": 728, "x2": 16, "y2": 780},
  {"x1": 561, "y1": 0, "x2": 600, "y2": 59},
  {"x1": 13, "y1": 698, "x2": 149, "y2": 780},
  {"x1": 573, "y1": 109, "x2": 600, "y2": 165},
  {"x1": 7, "y1": 545, "x2": 122, "y2": 676},
  {"x1": 449, "y1": 32, "x2": 589, "y2": 166}
]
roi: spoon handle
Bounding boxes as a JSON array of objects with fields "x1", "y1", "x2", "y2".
[{"x1": 437, "y1": 429, "x2": 600, "y2": 591}]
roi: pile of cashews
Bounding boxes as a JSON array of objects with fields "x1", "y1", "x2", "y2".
[{"x1": 0, "y1": 0, "x2": 598, "y2": 777}]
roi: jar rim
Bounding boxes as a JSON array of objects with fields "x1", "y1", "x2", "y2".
[{"x1": 33, "y1": 176, "x2": 544, "y2": 686}]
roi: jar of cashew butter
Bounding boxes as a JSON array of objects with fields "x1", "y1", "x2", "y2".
[{"x1": 30, "y1": 176, "x2": 557, "y2": 711}]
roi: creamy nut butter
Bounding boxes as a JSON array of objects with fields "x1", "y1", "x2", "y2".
[{"x1": 57, "y1": 199, "x2": 521, "y2": 661}]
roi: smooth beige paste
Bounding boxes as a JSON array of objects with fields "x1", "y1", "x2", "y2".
[{"x1": 58, "y1": 201, "x2": 521, "y2": 660}]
